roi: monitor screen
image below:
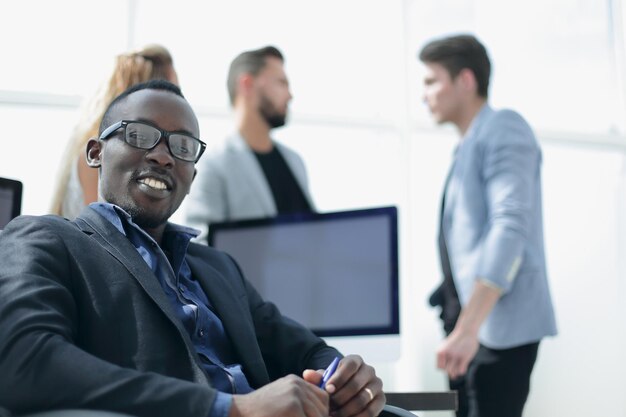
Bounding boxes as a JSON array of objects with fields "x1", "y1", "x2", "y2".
[
  {"x1": 208, "y1": 206, "x2": 399, "y2": 337},
  {"x1": 0, "y1": 177, "x2": 22, "y2": 229}
]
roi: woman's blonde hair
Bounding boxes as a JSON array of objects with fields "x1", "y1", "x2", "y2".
[{"x1": 50, "y1": 44, "x2": 175, "y2": 216}]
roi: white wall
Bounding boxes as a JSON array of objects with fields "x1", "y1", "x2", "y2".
[
  {"x1": 1, "y1": 0, "x2": 625, "y2": 415},
  {"x1": 525, "y1": 142, "x2": 626, "y2": 417}
]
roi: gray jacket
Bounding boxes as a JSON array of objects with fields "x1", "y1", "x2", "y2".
[
  {"x1": 185, "y1": 133, "x2": 314, "y2": 242},
  {"x1": 443, "y1": 105, "x2": 557, "y2": 348}
]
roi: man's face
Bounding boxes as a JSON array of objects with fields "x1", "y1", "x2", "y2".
[
  {"x1": 254, "y1": 56, "x2": 292, "y2": 128},
  {"x1": 93, "y1": 90, "x2": 198, "y2": 229},
  {"x1": 422, "y1": 62, "x2": 464, "y2": 125}
]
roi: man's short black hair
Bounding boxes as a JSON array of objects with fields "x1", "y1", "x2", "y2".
[
  {"x1": 226, "y1": 45, "x2": 284, "y2": 105},
  {"x1": 99, "y1": 80, "x2": 185, "y2": 134},
  {"x1": 419, "y1": 34, "x2": 491, "y2": 98}
]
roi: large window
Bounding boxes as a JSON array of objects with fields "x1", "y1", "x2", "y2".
[
  {"x1": 406, "y1": 0, "x2": 623, "y2": 135},
  {"x1": 0, "y1": 0, "x2": 129, "y2": 97}
]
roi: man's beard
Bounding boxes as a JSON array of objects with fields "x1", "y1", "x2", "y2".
[
  {"x1": 259, "y1": 94, "x2": 287, "y2": 128},
  {"x1": 125, "y1": 204, "x2": 170, "y2": 230},
  {"x1": 105, "y1": 191, "x2": 172, "y2": 230}
]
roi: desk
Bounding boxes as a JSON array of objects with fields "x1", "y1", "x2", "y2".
[{"x1": 386, "y1": 391, "x2": 458, "y2": 412}]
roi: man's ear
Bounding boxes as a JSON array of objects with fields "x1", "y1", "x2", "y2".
[
  {"x1": 458, "y1": 68, "x2": 478, "y2": 94},
  {"x1": 86, "y1": 138, "x2": 102, "y2": 168},
  {"x1": 239, "y1": 73, "x2": 255, "y2": 97}
]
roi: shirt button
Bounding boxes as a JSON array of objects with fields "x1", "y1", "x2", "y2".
[{"x1": 198, "y1": 329, "x2": 205, "y2": 337}]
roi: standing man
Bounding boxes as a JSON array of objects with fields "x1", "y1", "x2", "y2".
[
  {"x1": 186, "y1": 46, "x2": 314, "y2": 242},
  {"x1": 0, "y1": 80, "x2": 385, "y2": 417},
  {"x1": 419, "y1": 34, "x2": 557, "y2": 417}
]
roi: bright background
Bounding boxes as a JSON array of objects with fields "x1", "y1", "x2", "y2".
[{"x1": 1, "y1": 1, "x2": 625, "y2": 415}]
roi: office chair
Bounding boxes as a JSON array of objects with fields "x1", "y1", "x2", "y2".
[{"x1": 381, "y1": 404, "x2": 419, "y2": 417}]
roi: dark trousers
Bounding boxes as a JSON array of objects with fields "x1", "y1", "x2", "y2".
[{"x1": 449, "y1": 342, "x2": 539, "y2": 417}]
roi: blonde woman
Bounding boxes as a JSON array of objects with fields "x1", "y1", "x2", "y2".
[{"x1": 50, "y1": 44, "x2": 179, "y2": 218}]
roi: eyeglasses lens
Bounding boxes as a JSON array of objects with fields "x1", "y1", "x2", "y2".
[
  {"x1": 125, "y1": 122, "x2": 199, "y2": 162},
  {"x1": 126, "y1": 123, "x2": 160, "y2": 148}
]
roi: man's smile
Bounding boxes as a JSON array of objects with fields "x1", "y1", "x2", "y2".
[{"x1": 138, "y1": 177, "x2": 169, "y2": 191}]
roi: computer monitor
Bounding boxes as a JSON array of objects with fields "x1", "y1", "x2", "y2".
[
  {"x1": 208, "y1": 206, "x2": 399, "y2": 338},
  {"x1": 0, "y1": 177, "x2": 22, "y2": 229}
]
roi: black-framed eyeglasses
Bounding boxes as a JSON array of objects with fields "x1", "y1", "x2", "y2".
[{"x1": 99, "y1": 120, "x2": 207, "y2": 163}]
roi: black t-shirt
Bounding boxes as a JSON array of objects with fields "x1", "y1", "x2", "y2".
[{"x1": 253, "y1": 146, "x2": 312, "y2": 214}]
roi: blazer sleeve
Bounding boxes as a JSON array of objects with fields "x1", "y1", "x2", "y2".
[
  {"x1": 475, "y1": 111, "x2": 541, "y2": 293},
  {"x1": 186, "y1": 153, "x2": 228, "y2": 243},
  {"x1": 0, "y1": 216, "x2": 215, "y2": 417}
]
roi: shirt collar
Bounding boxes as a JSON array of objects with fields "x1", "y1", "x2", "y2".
[{"x1": 89, "y1": 202, "x2": 200, "y2": 242}]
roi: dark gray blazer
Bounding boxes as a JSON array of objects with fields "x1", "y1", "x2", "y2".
[{"x1": 0, "y1": 207, "x2": 338, "y2": 417}]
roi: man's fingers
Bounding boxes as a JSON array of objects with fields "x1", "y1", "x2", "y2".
[
  {"x1": 285, "y1": 376, "x2": 328, "y2": 417},
  {"x1": 327, "y1": 355, "x2": 362, "y2": 391},
  {"x1": 458, "y1": 357, "x2": 470, "y2": 376},
  {"x1": 436, "y1": 349, "x2": 447, "y2": 370},
  {"x1": 303, "y1": 369, "x2": 323, "y2": 386},
  {"x1": 329, "y1": 361, "x2": 373, "y2": 407},
  {"x1": 301, "y1": 385, "x2": 329, "y2": 417},
  {"x1": 446, "y1": 355, "x2": 470, "y2": 380},
  {"x1": 331, "y1": 381, "x2": 385, "y2": 417},
  {"x1": 236, "y1": 375, "x2": 329, "y2": 417}
]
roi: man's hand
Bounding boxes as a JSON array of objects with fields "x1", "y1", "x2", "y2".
[
  {"x1": 230, "y1": 374, "x2": 329, "y2": 417},
  {"x1": 436, "y1": 327, "x2": 479, "y2": 379},
  {"x1": 436, "y1": 280, "x2": 501, "y2": 379},
  {"x1": 304, "y1": 354, "x2": 385, "y2": 417}
]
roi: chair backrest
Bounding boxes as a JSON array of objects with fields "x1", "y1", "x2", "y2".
[{"x1": 0, "y1": 177, "x2": 22, "y2": 229}]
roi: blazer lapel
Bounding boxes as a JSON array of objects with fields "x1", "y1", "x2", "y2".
[
  {"x1": 187, "y1": 253, "x2": 270, "y2": 388},
  {"x1": 74, "y1": 208, "x2": 210, "y2": 385},
  {"x1": 443, "y1": 106, "x2": 494, "y2": 226},
  {"x1": 443, "y1": 148, "x2": 460, "y2": 229},
  {"x1": 76, "y1": 208, "x2": 175, "y2": 315}
]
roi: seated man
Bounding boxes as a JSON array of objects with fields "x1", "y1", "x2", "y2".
[{"x1": 0, "y1": 80, "x2": 384, "y2": 417}]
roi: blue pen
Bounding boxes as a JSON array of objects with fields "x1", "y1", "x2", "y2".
[{"x1": 319, "y1": 356, "x2": 340, "y2": 390}]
